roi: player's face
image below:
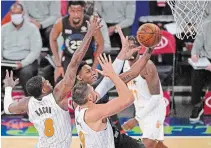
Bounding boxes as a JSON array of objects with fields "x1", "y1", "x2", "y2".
[
  {"x1": 69, "y1": 5, "x2": 84, "y2": 25},
  {"x1": 78, "y1": 65, "x2": 98, "y2": 84},
  {"x1": 128, "y1": 40, "x2": 139, "y2": 61},
  {"x1": 42, "y1": 77, "x2": 53, "y2": 93}
]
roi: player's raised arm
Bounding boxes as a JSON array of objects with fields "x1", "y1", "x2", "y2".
[
  {"x1": 3, "y1": 70, "x2": 29, "y2": 114},
  {"x1": 53, "y1": 15, "x2": 102, "y2": 106},
  {"x1": 119, "y1": 47, "x2": 153, "y2": 84},
  {"x1": 92, "y1": 13, "x2": 104, "y2": 69},
  {"x1": 85, "y1": 54, "x2": 134, "y2": 121}
]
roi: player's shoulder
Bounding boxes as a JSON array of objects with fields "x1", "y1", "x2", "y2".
[{"x1": 55, "y1": 17, "x2": 64, "y2": 25}]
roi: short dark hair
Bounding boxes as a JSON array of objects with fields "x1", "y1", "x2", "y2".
[
  {"x1": 26, "y1": 76, "x2": 43, "y2": 98},
  {"x1": 128, "y1": 36, "x2": 140, "y2": 47},
  {"x1": 11, "y1": 3, "x2": 24, "y2": 11},
  {"x1": 72, "y1": 81, "x2": 90, "y2": 105},
  {"x1": 76, "y1": 61, "x2": 88, "y2": 76},
  {"x1": 68, "y1": 0, "x2": 86, "y2": 8}
]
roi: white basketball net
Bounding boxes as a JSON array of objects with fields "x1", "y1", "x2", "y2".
[{"x1": 167, "y1": 0, "x2": 208, "y2": 39}]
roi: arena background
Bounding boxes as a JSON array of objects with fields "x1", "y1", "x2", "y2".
[{"x1": 1, "y1": 0, "x2": 211, "y2": 148}]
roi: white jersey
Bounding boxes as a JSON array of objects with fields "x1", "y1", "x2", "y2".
[
  {"x1": 123, "y1": 60, "x2": 166, "y2": 140},
  {"x1": 75, "y1": 107, "x2": 115, "y2": 148},
  {"x1": 123, "y1": 61, "x2": 163, "y2": 110},
  {"x1": 28, "y1": 93, "x2": 72, "y2": 148}
]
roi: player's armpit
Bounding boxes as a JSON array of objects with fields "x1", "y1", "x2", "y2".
[{"x1": 8, "y1": 97, "x2": 29, "y2": 114}]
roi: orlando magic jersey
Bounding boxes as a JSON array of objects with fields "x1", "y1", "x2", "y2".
[{"x1": 28, "y1": 93, "x2": 72, "y2": 148}]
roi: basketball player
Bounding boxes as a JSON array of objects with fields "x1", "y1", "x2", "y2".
[
  {"x1": 3, "y1": 16, "x2": 102, "y2": 148},
  {"x1": 74, "y1": 26, "x2": 156, "y2": 148},
  {"x1": 121, "y1": 36, "x2": 167, "y2": 148},
  {"x1": 73, "y1": 54, "x2": 135, "y2": 148},
  {"x1": 50, "y1": 0, "x2": 104, "y2": 82},
  {"x1": 75, "y1": 27, "x2": 141, "y2": 133}
]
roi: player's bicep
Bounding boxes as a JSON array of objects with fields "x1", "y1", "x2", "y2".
[
  {"x1": 90, "y1": 97, "x2": 131, "y2": 121},
  {"x1": 53, "y1": 67, "x2": 76, "y2": 102},
  {"x1": 9, "y1": 98, "x2": 29, "y2": 114},
  {"x1": 50, "y1": 19, "x2": 62, "y2": 41}
]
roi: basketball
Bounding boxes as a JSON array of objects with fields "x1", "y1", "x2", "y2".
[{"x1": 136, "y1": 23, "x2": 162, "y2": 48}]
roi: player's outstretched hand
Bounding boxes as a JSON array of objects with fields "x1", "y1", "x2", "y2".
[
  {"x1": 86, "y1": 13, "x2": 103, "y2": 34},
  {"x1": 96, "y1": 53, "x2": 115, "y2": 78},
  {"x1": 3, "y1": 70, "x2": 19, "y2": 88}
]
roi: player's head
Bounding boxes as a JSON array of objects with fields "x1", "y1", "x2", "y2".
[
  {"x1": 68, "y1": 0, "x2": 86, "y2": 25},
  {"x1": 76, "y1": 61, "x2": 98, "y2": 84},
  {"x1": 26, "y1": 76, "x2": 53, "y2": 99},
  {"x1": 128, "y1": 36, "x2": 140, "y2": 61},
  {"x1": 72, "y1": 81, "x2": 98, "y2": 105},
  {"x1": 10, "y1": 3, "x2": 24, "y2": 25}
]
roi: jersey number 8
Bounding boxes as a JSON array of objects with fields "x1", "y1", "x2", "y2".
[{"x1": 44, "y1": 118, "x2": 54, "y2": 137}]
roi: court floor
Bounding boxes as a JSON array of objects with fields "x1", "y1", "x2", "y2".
[{"x1": 2, "y1": 136, "x2": 211, "y2": 148}]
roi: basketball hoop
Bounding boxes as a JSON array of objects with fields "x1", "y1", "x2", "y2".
[{"x1": 167, "y1": 0, "x2": 208, "y2": 39}]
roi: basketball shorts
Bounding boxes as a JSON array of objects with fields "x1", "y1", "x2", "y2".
[{"x1": 136, "y1": 95, "x2": 166, "y2": 141}]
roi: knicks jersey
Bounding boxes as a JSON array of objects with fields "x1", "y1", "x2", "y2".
[
  {"x1": 28, "y1": 93, "x2": 72, "y2": 148},
  {"x1": 123, "y1": 61, "x2": 163, "y2": 109},
  {"x1": 62, "y1": 15, "x2": 95, "y2": 63},
  {"x1": 75, "y1": 107, "x2": 115, "y2": 148}
]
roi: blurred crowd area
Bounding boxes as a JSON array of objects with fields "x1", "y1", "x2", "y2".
[{"x1": 1, "y1": 1, "x2": 211, "y2": 118}]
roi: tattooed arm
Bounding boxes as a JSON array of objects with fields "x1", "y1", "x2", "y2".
[
  {"x1": 119, "y1": 47, "x2": 153, "y2": 83},
  {"x1": 53, "y1": 16, "x2": 101, "y2": 110}
]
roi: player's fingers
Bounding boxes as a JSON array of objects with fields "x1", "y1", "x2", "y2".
[
  {"x1": 14, "y1": 78, "x2": 20, "y2": 85},
  {"x1": 86, "y1": 20, "x2": 90, "y2": 28},
  {"x1": 117, "y1": 25, "x2": 125, "y2": 41},
  {"x1": 103, "y1": 53, "x2": 108, "y2": 63},
  {"x1": 97, "y1": 57, "x2": 104, "y2": 66},
  {"x1": 96, "y1": 25, "x2": 103, "y2": 30},
  {"x1": 10, "y1": 70, "x2": 13, "y2": 78},
  {"x1": 6, "y1": 69, "x2": 9, "y2": 79},
  {"x1": 99, "y1": 54, "x2": 106, "y2": 64},
  {"x1": 108, "y1": 55, "x2": 112, "y2": 63},
  {"x1": 132, "y1": 47, "x2": 140, "y2": 53},
  {"x1": 93, "y1": 13, "x2": 98, "y2": 23},
  {"x1": 97, "y1": 18, "x2": 102, "y2": 24}
]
